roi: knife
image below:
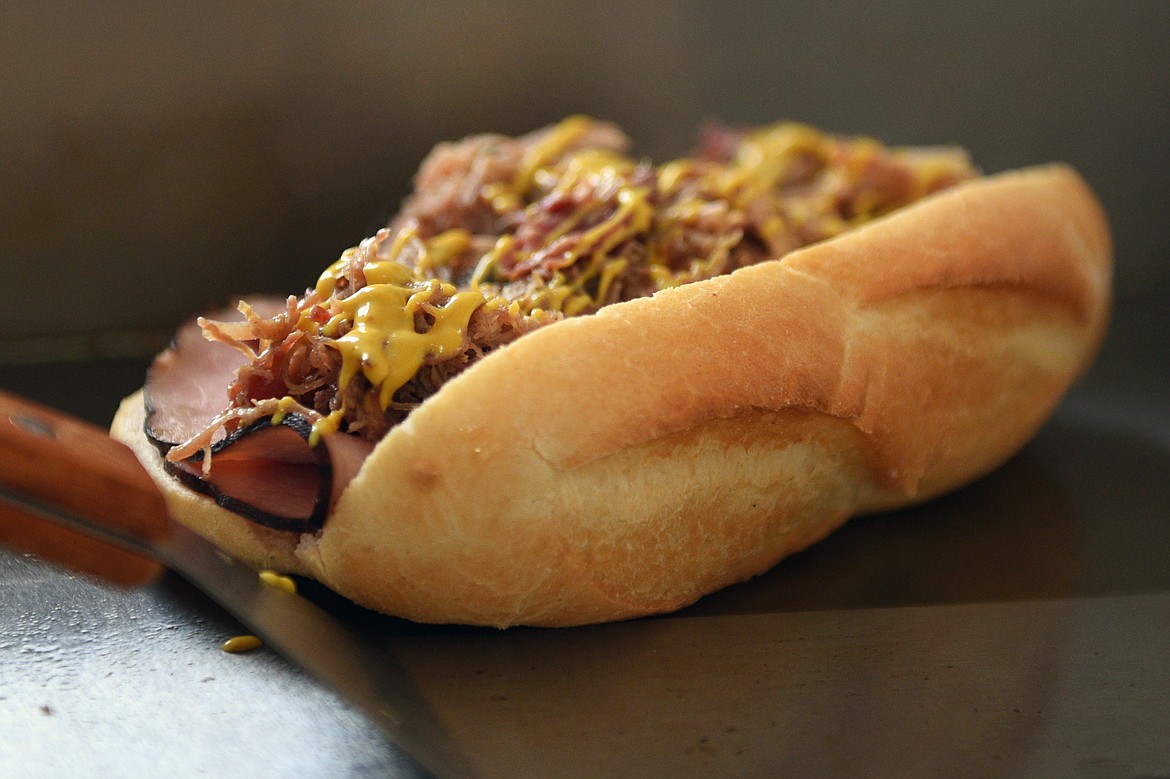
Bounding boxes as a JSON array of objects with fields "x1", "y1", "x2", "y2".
[{"x1": 0, "y1": 388, "x2": 479, "y2": 779}]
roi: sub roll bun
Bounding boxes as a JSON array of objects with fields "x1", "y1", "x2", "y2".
[{"x1": 111, "y1": 118, "x2": 1112, "y2": 627}]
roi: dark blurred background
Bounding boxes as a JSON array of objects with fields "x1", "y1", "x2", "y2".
[{"x1": 2, "y1": 1, "x2": 1167, "y2": 362}]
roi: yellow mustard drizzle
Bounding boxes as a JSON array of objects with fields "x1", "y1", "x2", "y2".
[
  {"x1": 290, "y1": 116, "x2": 966, "y2": 446},
  {"x1": 730, "y1": 122, "x2": 828, "y2": 190},
  {"x1": 472, "y1": 234, "x2": 514, "y2": 287},
  {"x1": 329, "y1": 283, "x2": 481, "y2": 404},
  {"x1": 309, "y1": 409, "x2": 343, "y2": 446},
  {"x1": 269, "y1": 395, "x2": 300, "y2": 426},
  {"x1": 551, "y1": 184, "x2": 652, "y2": 314},
  {"x1": 658, "y1": 122, "x2": 830, "y2": 252},
  {"x1": 304, "y1": 232, "x2": 487, "y2": 443},
  {"x1": 480, "y1": 114, "x2": 599, "y2": 215},
  {"x1": 833, "y1": 137, "x2": 888, "y2": 221},
  {"x1": 474, "y1": 120, "x2": 840, "y2": 313},
  {"x1": 313, "y1": 246, "x2": 356, "y2": 300},
  {"x1": 326, "y1": 269, "x2": 483, "y2": 409},
  {"x1": 489, "y1": 146, "x2": 655, "y2": 315},
  {"x1": 512, "y1": 114, "x2": 597, "y2": 194},
  {"x1": 413, "y1": 228, "x2": 472, "y2": 274},
  {"x1": 480, "y1": 119, "x2": 876, "y2": 316}
]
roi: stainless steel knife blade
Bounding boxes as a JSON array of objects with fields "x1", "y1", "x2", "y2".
[{"x1": 0, "y1": 390, "x2": 479, "y2": 778}]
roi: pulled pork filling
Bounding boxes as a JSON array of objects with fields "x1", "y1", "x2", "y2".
[{"x1": 164, "y1": 116, "x2": 977, "y2": 463}]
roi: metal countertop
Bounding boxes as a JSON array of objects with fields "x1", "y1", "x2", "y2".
[{"x1": 2, "y1": 293, "x2": 1168, "y2": 778}]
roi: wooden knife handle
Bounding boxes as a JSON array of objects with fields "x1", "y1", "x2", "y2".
[{"x1": 0, "y1": 388, "x2": 168, "y2": 586}]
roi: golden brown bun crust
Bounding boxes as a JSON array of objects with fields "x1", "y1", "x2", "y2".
[{"x1": 111, "y1": 164, "x2": 1112, "y2": 627}]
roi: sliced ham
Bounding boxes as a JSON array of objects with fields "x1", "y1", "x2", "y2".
[
  {"x1": 143, "y1": 299, "x2": 372, "y2": 532},
  {"x1": 168, "y1": 414, "x2": 373, "y2": 532},
  {"x1": 143, "y1": 304, "x2": 259, "y2": 451}
]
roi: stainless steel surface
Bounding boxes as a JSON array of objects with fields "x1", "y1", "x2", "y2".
[
  {"x1": 392, "y1": 593, "x2": 1170, "y2": 777},
  {"x1": 158, "y1": 523, "x2": 475, "y2": 779},
  {"x1": 2, "y1": 293, "x2": 1168, "y2": 777},
  {"x1": 0, "y1": 551, "x2": 417, "y2": 777},
  {"x1": 0, "y1": 473, "x2": 472, "y2": 779}
]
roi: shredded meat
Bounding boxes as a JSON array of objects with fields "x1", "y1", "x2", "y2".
[
  {"x1": 173, "y1": 117, "x2": 977, "y2": 456},
  {"x1": 399, "y1": 121, "x2": 630, "y2": 234},
  {"x1": 192, "y1": 283, "x2": 555, "y2": 443}
]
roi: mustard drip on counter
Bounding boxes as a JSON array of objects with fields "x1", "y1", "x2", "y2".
[{"x1": 221, "y1": 635, "x2": 263, "y2": 654}]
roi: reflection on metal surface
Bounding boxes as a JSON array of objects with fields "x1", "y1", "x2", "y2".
[
  {"x1": 259, "y1": 408, "x2": 1170, "y2": 777},
  {"x1": 391, "y1": 593, "x2": 1170, "y2": 777},
  {"x1": 8, "y1": 411, "x2": 58, "y2": 439},
  {"x1": 3, "y1": 313, "x2": 1170, "y2": 776},
  {"x1": 0, "y1": 492, "x2": 473, "y2": 779},
  {"x1": 0, "y1": 386, "x2": 475, "y2": 778},
  {"x1": 0, "y1": 551, "x2": 420, "y2": 777}
]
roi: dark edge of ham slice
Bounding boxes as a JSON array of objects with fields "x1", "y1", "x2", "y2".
[
  {"x1": 139, "y1": 299, "x2": 375, "y2": 534},
  {"x1": 164, "y1": 414, "x2": 332, "y2": 533}
]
